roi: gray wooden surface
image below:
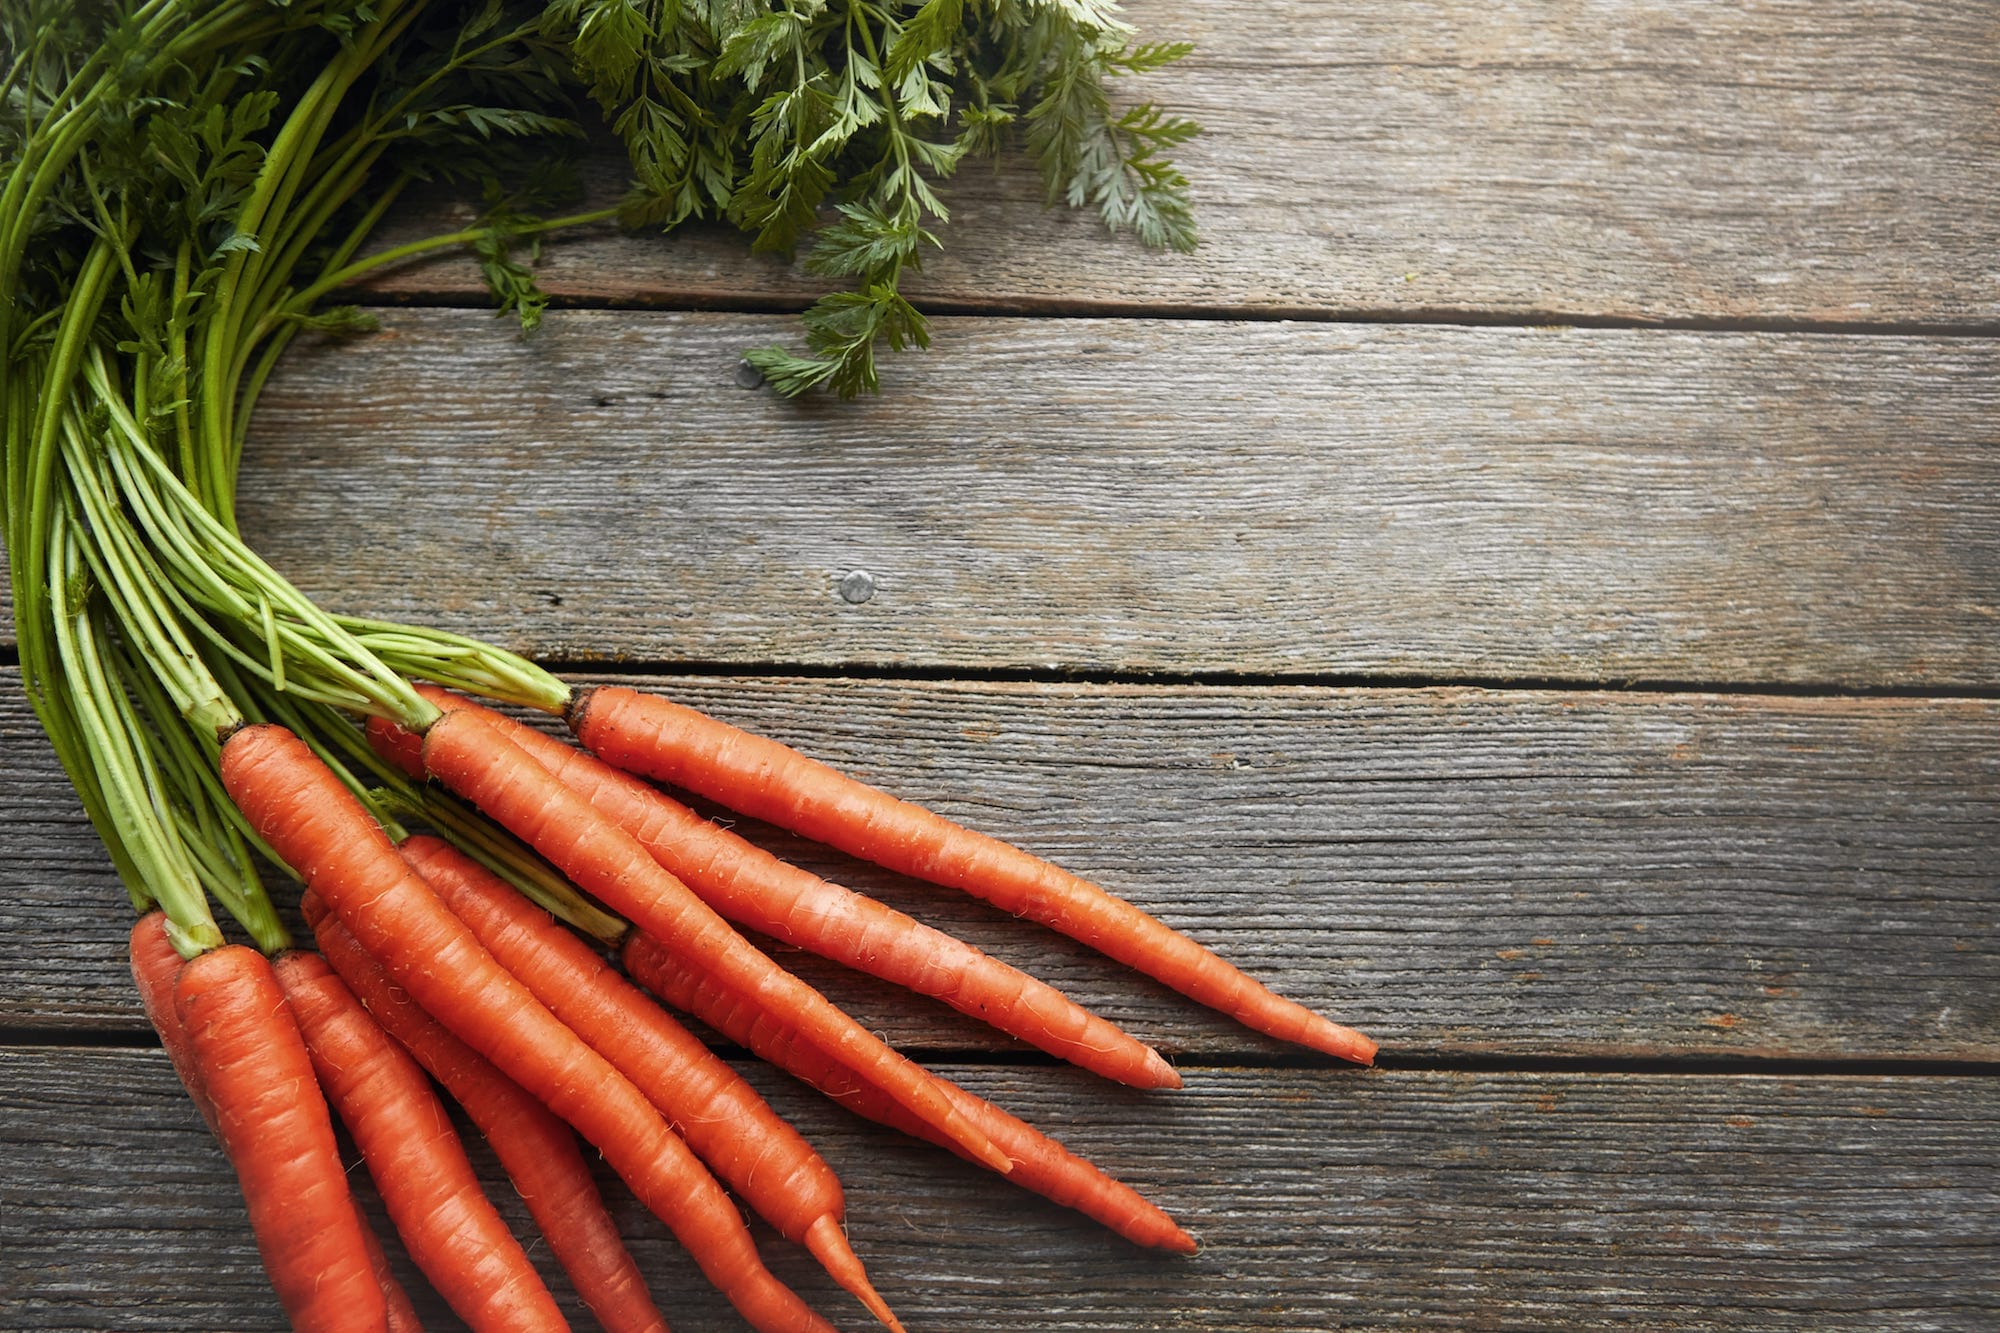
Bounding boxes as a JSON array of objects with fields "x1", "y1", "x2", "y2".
[
  {"x1": 8, "y1": 1053, "x2": 2000, "y2": 1331},
  {"x1": 356, "y1": 0, "x2": 2000, "y2": 327},
  {"x1": 4, "y1": 0, "x2": 1998, "y2": 1329},
  {"x1": 9, "y1": 673, "x2": 1999, "y2": 1062}
]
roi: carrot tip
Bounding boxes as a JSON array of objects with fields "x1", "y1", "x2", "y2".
[
  {"x1": 973, "y1": 1136, "x2": 1016, "y2": 1175},
  {"x1": 1140, "y1": 1046, "x2": 1184, "y2": 1090},
  {"x1": 1298, "y1": 1016, "x2": 1377, "y2": 1066},
  {"x1": 805, "y1": 1215, "x2": 905, "y2": 1333}
]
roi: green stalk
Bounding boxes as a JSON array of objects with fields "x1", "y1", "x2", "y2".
[
  {"x1": 113, "y1": 638, "x2": 287, "y2": 950},
  {"x1": 375, "y1": 787, "x2": 629, "y2": 946},
  {"x1": 267, "y1": 205, "x2": 624, "y2": 329},
  {"x1": 47, "y1": 523, "x2": 223, "y2": 956},
  {"x1": 197, "y1": 0, "x2": 432, "y2": 496}
]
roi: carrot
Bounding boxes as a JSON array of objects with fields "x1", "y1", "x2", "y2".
[
  {"x1": 624, "y1": 930, "x2": 1198, "y2": 1255},
  {"x1": 273, "y1": 950, "x2": 569, "y2": 1333},
  {"x1": 571, "y1": 684, "x2": 1376, "y2": 1065},
  {"x1": 129, "y1": 911, "x2": 220, "y2": 1135},
  {"x1": 371, "y1": 691, "x2": 1179, "y2": 1090},
  {"x1": 417, "y1": 706, "x2": 1015, "y2": 1176},
  {"x1": 397, "y1": 835, "x2": 901, "y2": 1333},
  {"x1": 171, "y1": 942, "x2": 389, "y2": 1333},
  {"x1": 303, "y1": 891, "x2": 670, "y2": 1333},
  {"x1": 220, "y1": 722, "x2": 832, "y2": 1333},
  {"x1": 132, "y1": 916, "x2": 425, "y2": 1330}
]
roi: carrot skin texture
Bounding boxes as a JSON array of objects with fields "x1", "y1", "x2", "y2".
[
  {"x1": 370, "y1": 695, "x2": 1177, "y2": 1090},
  {"x1": 133, "y1": 916, "x2": 424, "y2": 1329},
  {"x1": 129, "y1": 911, "x2": 218, "y2": 1135},
  {"x1": 623, "y1": 932, "x2": 1198, "y2": 1256},
  {"x1": 221, "y1": 724, "x2": 832, "y2": 1333},
  {"x1": 418, "y1": 707, "x2": 1013, "y2": 1176},
  {"x1": 397, "y1": 835, "x2": 902, "y2": 1333},
  {"x1": 303, "y1": 892, "x2": 671, "y2": 1333},
  {"x1": 273, "y1": 951, "x2": 569, "y2": 1333},
  {"x1": 171, "y1": 944, "x2": 390, "y2": 1333},
  {"x1": 572, "y1": 685, "x2": 1375, "y2": 1064}
]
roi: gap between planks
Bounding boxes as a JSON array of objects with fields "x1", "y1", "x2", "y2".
[
  {"x1": 340, "y1": 284, "x2": 2000, "y2": 342},
  {"x1": 10, "y1": 643, "x2": 2000, "y2": 702},
  {"x1": 4, "y1": 1028, "x2": 1999, "y2": 1082}
]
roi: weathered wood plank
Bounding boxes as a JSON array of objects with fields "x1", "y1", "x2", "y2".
[
  {"x1": 7, "y1": 670, "x2": 1996, "y2": 1062},
  {"x1": 353, "y1": 0, "x2": 2000, "y2": 328},
  {"x1": 205, "y1": 312, "x2": 2000, "y2": 686},
  {"x1": 5, "y1": 1049, "x2": 1996, "y2": 1330},
  {"x1": 11, "y1": 316, "x2": 1996, "y2": 686}
]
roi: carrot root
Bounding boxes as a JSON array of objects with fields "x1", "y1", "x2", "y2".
[
  {"x1": 357, "y1": 1214, "x2": 428, "y2": 1333},
  {"x1": 173, "y1": 944, "x2": 389, "y2": 1333},
  {"x1": 624, "y1": 930, "x2": 1199, "y2": 1257},
  {"x1": 418, "y1": 707, "x2": 1014, "y2": 1176},
  {"x1": 274, "y1": 950, "x2": 568, "y2": 1333},
  {"x1": 369, "y1": 691, "x2": 1180, "y2": 1091},
  {"x1": 303, "y1": 890, "x2": 671, "y2": 1333},
  {"x1": 222, "y1": 723, "x2": 830, "y2": 1333},
  {"x1": 804, "y1": 1215, "x2": 906, "y2": 1333},
  {"x1": 572, "y1": 684, "x2": 1375, "y2": 1065},
  {"x1": 397, "y1": 833, "x2": 907, "y2": 1333}
]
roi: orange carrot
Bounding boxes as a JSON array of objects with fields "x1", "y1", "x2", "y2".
[
  {"x1": 220, "y1": 722, "x2": 832, "y2": 1333},
  {"x1": 273, "y1": 950, "x2": 568, "y2": 1333},
  {"x1": 171, "y1": 942, "x2": 389, "y2": 1333},
  {"x1": 303, "y1": 891, "x2": 670, "y2": 1333},
  {"x1": 417, "y1": 706, "x2": 1014, "y2": 1176},
  {"x1": 132, "y1": 916, "x2": 424, "y2": 1332},
  {"x1": 129, "y1": 911, "x2": 219, "y2": 1134},
  {"x1": 398, "y1": 834, "x2": 901, "y2": 1333},
  {"x1": 370, "y1": 692, "x2": 1178, "y2": 1090},
  {"x1": 571, "y1": 685, "x2": 1376, "y2": 1064},
  {"x1": 624, "y1": 930, "x2": 1198, "y2": 1255}
]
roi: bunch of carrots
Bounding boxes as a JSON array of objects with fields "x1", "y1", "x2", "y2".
[
  {"x1": 142, "y1": 678, "x2": 1378, "y2": 1332},
  {"x1": 3, "y1": 0, "x2": 1374, "y2": 1328}
]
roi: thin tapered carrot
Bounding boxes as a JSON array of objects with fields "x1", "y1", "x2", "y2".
[
  {"x1": 417, "y1": 706, "x2": 1014, "y2": 1176},
  {"x1": 171, "y1": 942, "x2": 389, "y2": 1333},
  {"x1": 273, "y1": 950, "x2": 568, "y2": 1333},
  {"x1": 623, "y1": 930, "x2": 1198, "y2": 1255},
  {"x1": 220, "y1": 723, "x2": 833, "y2": 1333},
  {"x1": 370, "y1": 692, "x2": 1178, "y2": 1090},
  {"x1": 303, "y1": 891, "x2": 670, "y2": 1333},
  {"x1": 571, "y1": 685, "x2": 1376, "y2": 1065},
  {"x1": 397, "y1": 835, "x2": 901, "y2": 1333},
  {"x1": 131, "y1": 915, "x2": 424, "y2": 1333}
]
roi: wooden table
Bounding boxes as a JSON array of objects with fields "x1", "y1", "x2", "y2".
[{"x1": 6, "y1": 2, "x2": 1998, "y2": 1327}]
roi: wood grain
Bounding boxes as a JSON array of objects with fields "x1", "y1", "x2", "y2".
[
  {"x1": 12, "y1": 316, "x2": 1995, "y2": 687},
  {"x1": 203, "y1": 311, "x2": 2000, "y2": 686},
  {"x1": 6, "y1": 1048, "x2": 1996, "y2": 1330},
  {"x1": 352, "y1": 0, "x2": 2000, "y2": 328},
  {"x1": 7, "y1": 670, "x2": 1995, "y2": 1062}
]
